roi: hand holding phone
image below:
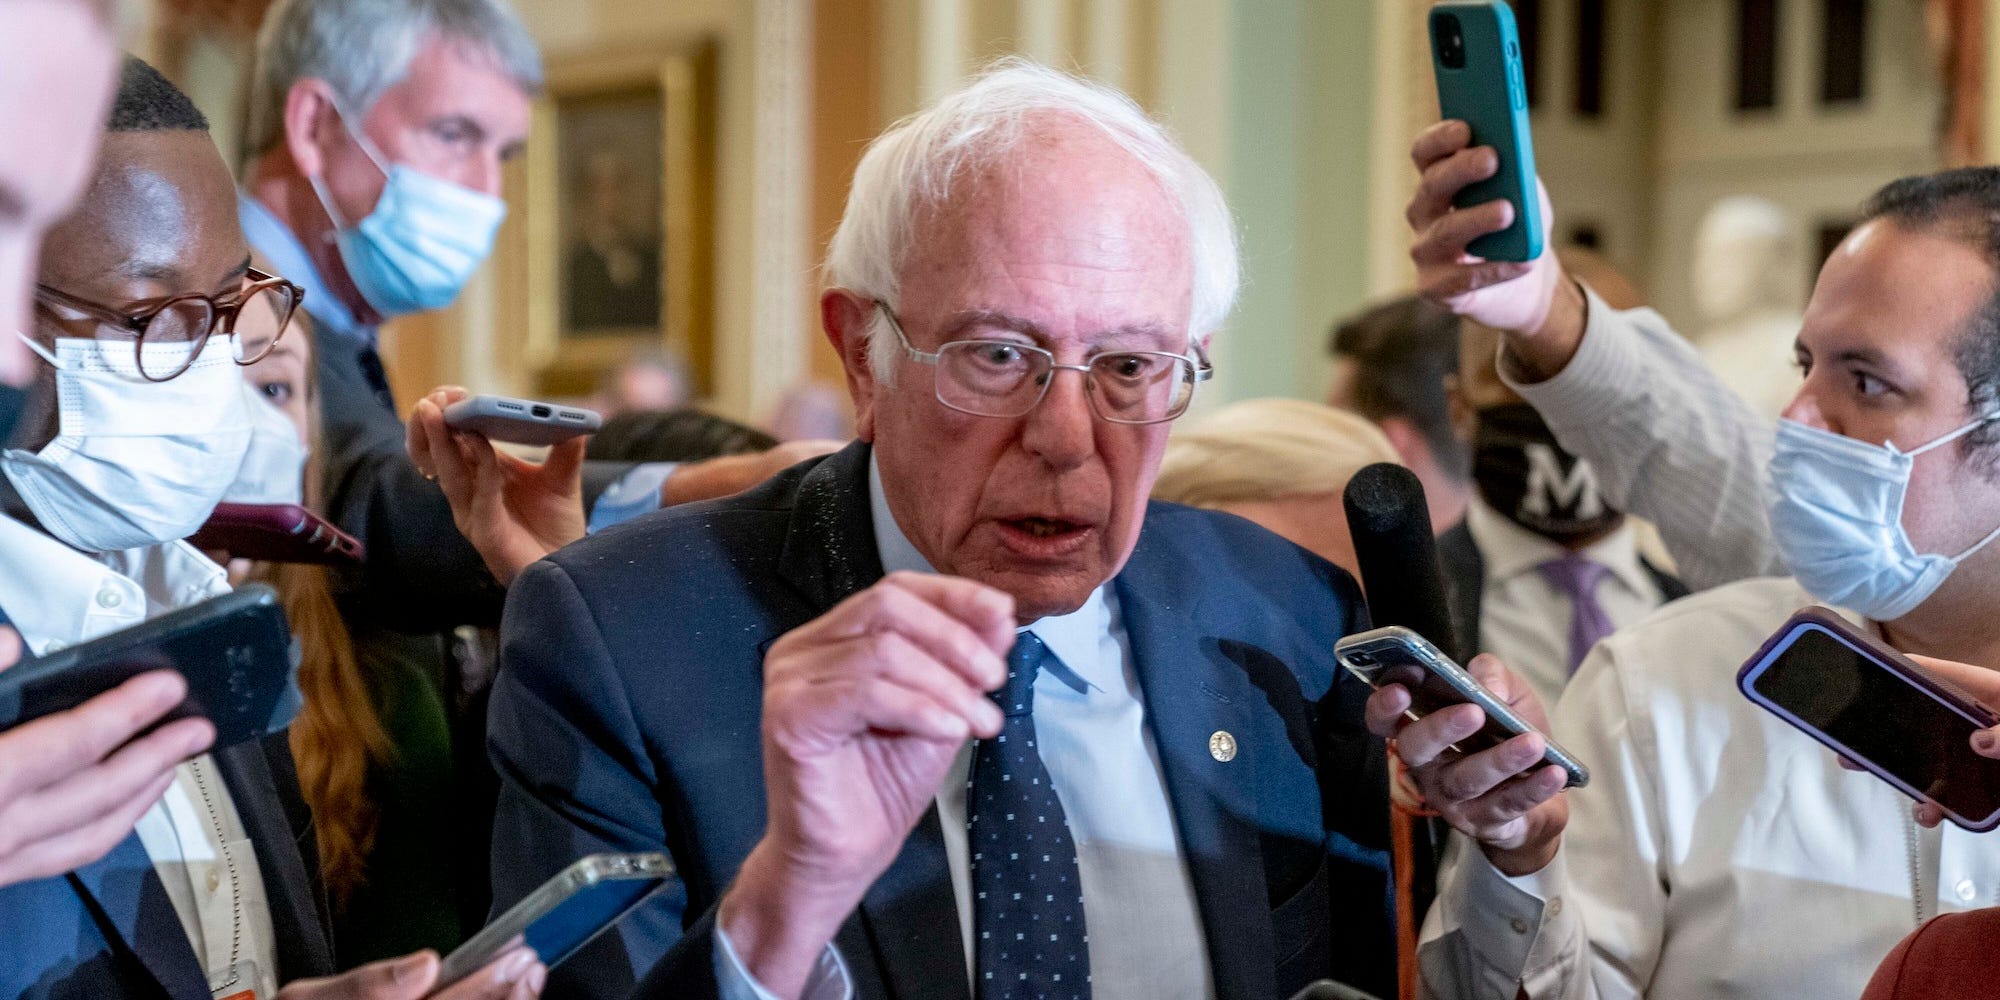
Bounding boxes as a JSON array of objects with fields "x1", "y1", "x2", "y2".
[
  {"x1": 1430, "y1": 0, "x2": 1542, "y2": 262},
  {"x1": 1352, "y1": 627, "x2": 1575, "y2": 876},
  {"x1": 1740, "y1": 609, "x2": 2000, "y2": 832}
]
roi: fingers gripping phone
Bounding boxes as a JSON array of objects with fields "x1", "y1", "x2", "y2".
[
  {"x1": 1739, "y1": 608, "x2": 2000, "y2": 832},
  {"x1": 1431, "y1": 0, "x2": 1544, "y2": 262},
  {"x1": 1337, "y1": 625, "x2": 1589, "y2": 787},
  {"x1": 434, "y1": 853, "x2": 675, "y2": 994},
  {"x1": 443, "y1": 394, "x2": 603, "y2": 446},
  {"x1": 0, "y1": 586, "x2": 302, "y2": 749}
]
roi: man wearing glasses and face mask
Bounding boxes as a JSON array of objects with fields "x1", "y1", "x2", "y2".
[{"x1": 0, "y1": 54, "x2": 549, "y2": 1000}]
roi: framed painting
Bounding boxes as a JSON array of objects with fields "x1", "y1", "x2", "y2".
[{"x1": 520, "y1": 40, "x2": 716, "y2": 397}]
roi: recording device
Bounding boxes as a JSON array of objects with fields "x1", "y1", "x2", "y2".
[
  {"x1": 443, "y1": 394, "x2": 602, "y2": 446},
  {"x1": 1739, "y1": 608, "x2": 2000, "y2": 832},
  {"x1": 433, "y1": 852, "x2": 676, "y2": 994},
  {"x1": 1430, "y1": 0, "x2": 1543, "y2": 262},
  {"x1": 189, "y1": 503, "x2": 365, "y2": 566},
  {"x1": 1288, "y1": 981, "x2": 1386, "y2": 1000},
  {"x1": 1342, "y1": 462, "x2": 1464, "y2": 660},
  {"x1": 1337, "y1": 625, "x2": 1589, "y2": 788},
  {"x1": 0, "y1": 586, "x2": 301, "y2": 748}
]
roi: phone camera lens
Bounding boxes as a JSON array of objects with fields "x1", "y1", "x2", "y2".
[
  {"x1": 1434, "y1": 14, "x2": 1466, "y2": 69},
  {"x1": 1349, "y1": 652, "x2": 1376, "y2": 666}
]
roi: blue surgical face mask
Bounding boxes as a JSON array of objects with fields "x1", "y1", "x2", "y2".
[
  {"x1": 309, "y1": 109, "x2": 506, "y2": 318},
  {"x1": 1768, "y1": 414, "x2": 2000, "y2": 621}
]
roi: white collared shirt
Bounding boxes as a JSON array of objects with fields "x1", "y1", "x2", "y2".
[
  {"x1": 1418, "y1": 577, "x2": 2000, "y2": 1000},
  {"x1": 1463, "y1": 499, "x2": 1666, "y2": 709},
  {"x1": 715, "y1": 458, "x2": 1214, "y2": 1000},
  {"x1": 0, "y1": 514, "x2": 279, "y2": 999}
]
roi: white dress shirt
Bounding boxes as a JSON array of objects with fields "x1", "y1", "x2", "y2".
[
  {"x1": 1501, "y1": 286, "x2": 1785, "y2": 593},
  {"x1": 1418, "y1": 577, "x2": 2000, "y2": 1000},
  {"x1": 1463, "y1": 499, "x2": 1666, "y2": 709},
  {"x1": 716, "y1": 457, "x2": 1214, "y2": 1000},
  {"x1": 0, "y1": 513, "x2": 279, "y2": 999}
]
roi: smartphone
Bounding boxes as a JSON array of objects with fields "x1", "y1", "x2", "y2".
[
  {"x1": 434, "y1": 852, "x2": 675, "y2": 993},
  {"x1": 0, "y1": 585, "x2": 301, "y2": 749},
  {"x1": 443, "y1": 395, "x2": 603, "y2": 446},
  {"x1": 188, "y1": 503, "x2": 365, "y2": 566},
  {"x1": 1739, "y1": 608, "x2": 2000, "y2": 832},
  {"x1": 1430, "y1": 0, "x2": 1543, "y2": 262},
  {"x1": 1336, "y1": 625, "x2": 1588, "y2": 787}
]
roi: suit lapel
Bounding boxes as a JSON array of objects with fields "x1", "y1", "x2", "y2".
[
  {"x1": 68, "y1": 833, "x2": 211, "y2": 1000},
  {"x1": 775, "y1": 443, "x2": 969, "y2": 999},
  {"x1": 211, "y1": 736, "x2": 335, "y2": 980},
  {"x1": 1113, "y1": 523, "x2": 1276, "y2": 1000}
]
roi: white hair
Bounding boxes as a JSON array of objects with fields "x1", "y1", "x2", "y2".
[
  {"x1": 824, "y1": 58, "x2": 1240, "y2": 384},
  {"x1": 246, "y1": 0, "x2": 543, "y2": 159}
]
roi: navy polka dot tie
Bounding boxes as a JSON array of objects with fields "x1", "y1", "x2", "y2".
[{"x1": 968, "y1": 632, "x2": 1091, "y2": 1000}]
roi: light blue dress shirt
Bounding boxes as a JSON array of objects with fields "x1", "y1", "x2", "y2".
[
  {"x1": 237, "y1": 193, "x2": 672, "y2": 530},
  {"x1": 715, "y1": 456, "x2": 1215, "y2": 1000}
]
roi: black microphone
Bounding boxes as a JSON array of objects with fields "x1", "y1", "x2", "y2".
[{"x1": 1342, "y1": 462, "x2": 1461, "y2": 658}]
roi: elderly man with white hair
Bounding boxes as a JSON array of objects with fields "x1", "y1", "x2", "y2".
[{"x1": 479, "y1": 61, "x2": 1397, "y2": 1000}]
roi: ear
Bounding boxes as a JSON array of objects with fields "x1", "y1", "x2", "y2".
[
  {"x1": 1375, "y1": 416, "x2": 1433, "y2": 472},
  {"x1": 822, "y1": 289, "x2": 880, "y2": 442},
  {"x1": 283, "y1": 79, "x2": 343, "y2": 181}
]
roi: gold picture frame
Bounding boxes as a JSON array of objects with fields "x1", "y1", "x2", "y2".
[{"x1": 516, "y1": 39, "x2": 717, "y2": 398}]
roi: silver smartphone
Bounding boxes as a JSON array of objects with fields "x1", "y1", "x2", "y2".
[
  {"x1": 1336, "y1": 625, "x2": 1589, "y2": 788},
  {"x1": 442, "y1": 394, "x2": 603, "y2": 446},
  {"x1": 433, "y1": 853, "x2": 674, "y2": 993}
]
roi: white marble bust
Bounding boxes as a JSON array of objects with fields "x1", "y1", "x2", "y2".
[{"x1": 1690, "y1": 195, "x2": 1806, "y2": 418}]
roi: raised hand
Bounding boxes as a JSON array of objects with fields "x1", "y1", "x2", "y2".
[
  {"x1": 720, "y1": 571, "x2": 1013, "y2": 998},
  {"x1": 407, "y1": 386, "x2": 588, "y2": 584}
]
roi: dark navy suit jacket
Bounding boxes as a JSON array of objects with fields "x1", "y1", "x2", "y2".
[
  {"x1": 487, "y1": 442, "x2": 1396, "y2": 1000},
  {"x1": 0, "y1": 733, "x2": 334, "y2": 1000}
]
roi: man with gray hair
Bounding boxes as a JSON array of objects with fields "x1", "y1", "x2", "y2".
[{"x1": 484, "y1": 60, "x2": 1395, "y2": 1000}]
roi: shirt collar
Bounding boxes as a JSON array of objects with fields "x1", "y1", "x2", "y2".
[
  {"x1": 0, "y1": 514, "x2": 227, "y2": 655},
  {"x1": 866, "y1": 453, "x2": 1102, "y2": 694},
  {"x1": 237, "y1": 191, "x2": 369, "y2": 345},
  {"x1": 1464, "y1": 496, "x2": 1655, "y2": 597}
]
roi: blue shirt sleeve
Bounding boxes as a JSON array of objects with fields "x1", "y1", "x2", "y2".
[{"x1": 586, "y1": 462, "x2": 680, "y2": 534}]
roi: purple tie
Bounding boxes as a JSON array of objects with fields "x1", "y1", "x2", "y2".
[{"x1": 1537, "y1": 554, "x2": 1615, "y2": 675}]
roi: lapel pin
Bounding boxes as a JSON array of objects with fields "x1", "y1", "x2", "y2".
[{"x1": 1209, "y1": 730, "x2": 1237, "y2": 763}]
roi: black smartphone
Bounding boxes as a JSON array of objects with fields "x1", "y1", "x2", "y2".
[
  {"x1": 0, "y1": 585, "x2": 301, "y2": 749},
  {"x1": 443, "y1": 395, "x2": 603, "y2": 446},
  {"x1": 189, "y1": 502, "x2": 365, "y2": 566},
  {"x1": 1336, "y1": 625, "x2": 1588, "y2": 787},
  {"x1": 1739, "y1": 607, "x2": 2000, "y2": 832},
  {"x1": 433, "y1": 853, "x2": 675, "y2": 994}
]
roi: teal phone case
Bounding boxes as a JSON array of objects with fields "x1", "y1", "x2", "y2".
[{"x1": 1431, "y1": 1, "x2": 1542, "y2": 262}]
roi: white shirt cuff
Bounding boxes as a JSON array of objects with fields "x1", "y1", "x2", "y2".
[
  {"x1": 586, "y1": 462, "x2": 679, "y2": 533},
  {"x1": 712, "y1": 923, "x2": 853, "y2": 1000},
  {"x1": 1452, "y1": 843, "x2": 1574, "y2": 984}
]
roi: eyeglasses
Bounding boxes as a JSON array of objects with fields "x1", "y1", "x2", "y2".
[
  {"x1": 877, "y1": 302, "x2": 1213, "y2": 425},
  {"x1": 33, "y1": 267, "x2": 304, "y2": 382}
]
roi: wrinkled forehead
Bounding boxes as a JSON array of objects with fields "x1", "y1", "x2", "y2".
[{"x1": 899, "y1": 135, "x2": 1195, "y2": 349}]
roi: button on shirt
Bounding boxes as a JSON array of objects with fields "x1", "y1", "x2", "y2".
[
  {"x1": 714, "y1": 457, "x2": 1215, "y2": 1000},
  {"x1": 1463, "y1": 499, "x2": 1664, "y2": 710},
  {"x1": 0, "y1": 513, "x2": 278, "y2": 1000}
]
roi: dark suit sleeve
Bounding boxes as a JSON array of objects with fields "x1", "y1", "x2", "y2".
[
  {"x1": 487, "y1": 558, "x2": 688, "y2": 999},
  {"x1": 315, "y1": 342, "x2": 634, "y2": 633}
]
